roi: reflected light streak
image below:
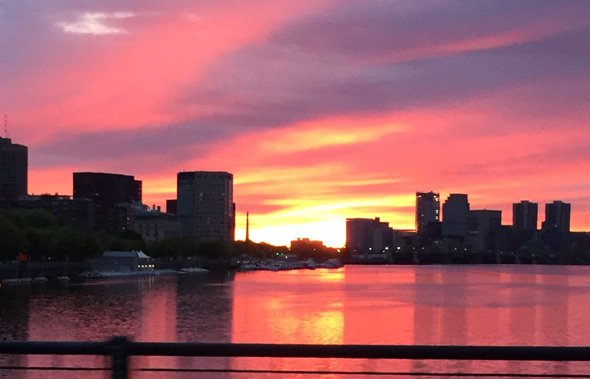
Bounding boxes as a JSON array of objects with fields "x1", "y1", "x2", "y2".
[
  {"x1": 315, "y1": 269, "x2": 345, "y2": 283},
  {"x1": 308, "y1": 310, "x2": 344, "y2": 345},
  {"x1": 232, "y1": 271, "x2": 344, "y2": 345}
]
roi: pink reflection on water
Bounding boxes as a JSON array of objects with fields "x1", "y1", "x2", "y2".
[
  {"x1": 231, "y1": 268, "x2": 346, "y2": 345},
  {"x1": 4, "y1": 265, "x2": 590, "y2": 378}
]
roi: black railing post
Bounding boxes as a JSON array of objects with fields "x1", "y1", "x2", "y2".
[{"x1": 109, "y1": 336, "x2": 130, "y2": 379}]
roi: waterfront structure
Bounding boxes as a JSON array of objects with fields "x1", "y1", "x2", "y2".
[
  {"x1": 416, "y1": 191, "x2": 440, "y2": 234},
  {"x1": 467, "y1": 209, "x2": 502, "y2": 252},
  {"x1": 0, "y1": 137, "x2": 27, "y2": 201},
  {"x1": 73, "y1": 172, "x2": 142, "y2": 232},
  {"x1": 346, "y1": 217, "x2": 392, "y2": 256},
  {"x1": 513, "y1": 200, "x2": 538, "y2": 230},
  {"x1": 543, "y1": 200, "x2": 571, "y2": 232},
  {"x1": 176, "y1": 171, "x2": 235, "y2": 243},
  {"x1": 442, "y1": 194, "x2": 470, "y2": 238},
  {"x1": 90, "y1": 250, "x2": 154, "y2": 273}
]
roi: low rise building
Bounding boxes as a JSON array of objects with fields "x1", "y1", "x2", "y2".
[{"x1": 131, "y1": 211, "x2": 181, "y2": 243}]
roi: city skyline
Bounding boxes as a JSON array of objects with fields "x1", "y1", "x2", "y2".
[
  {"x1": 2, "y1": 1, "x2": 590, "y2": 246},
  {"x1": 3, "y1": 142, "x2": 584, "y2": 248}
]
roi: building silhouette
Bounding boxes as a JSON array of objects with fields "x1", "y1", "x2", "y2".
[
  {"x1": 346, "y1": 217, "x2": 392, "y2": 255},
  {"x1": 177, "y1": 171, "x2": 235, "y2": 243},
  {"x1": 73, "y1": 172, "x2": 142, "y2": 232},
  {"x1": 131, "y1": 211, "x2": 181, "y2": 243},
  {"x1": 467, "y1": 209, "x2": 502, "y2": 252},
  {"x1": 442, "y1": 194, "x2": 470, "y2": 238},
  {"x1": 543, "y1": 201, "x2": 571, "y2": 232},
  {"x1": 416, "y1": 191, "x2": 440, "y2": 234},
  {"x1": 16, "y1": 194, "x2": 95, "y2": 232},
  {"x1": 0, "y1": 137, "x2": 27, "y2": 201},
  {"x1": 166, "y1": 199, "x2": 177, "y2": 215},
  {"x1": 290, "y1": 238, "x2": 326, "y2": 255},
  {"x1": 513, "y1": 200, "x2": 538, "y2": 230}
]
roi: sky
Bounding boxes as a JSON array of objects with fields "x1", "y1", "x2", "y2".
[{"x1": 1, "y1": 0, "x2": 590, "y2": 247}]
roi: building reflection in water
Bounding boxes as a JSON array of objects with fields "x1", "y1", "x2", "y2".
[
  {"x1": 135, "y1": 276, "x2": 177, "y2": 373},
  {"x1": 1, "y1": 274, "x2": 237, "y2": 379},
  {"x1": 2, "y1": 266, "x2": 590, "y2": 378},
  {"x1": 25, "y1": 278, "x2": 145, "y2": 378},
  {"x1": 0, "y1": 284, "x2": 29, "y2": 379},
  {"x1": 174, "y1": 272, "x2": 234, "y2": 379}
]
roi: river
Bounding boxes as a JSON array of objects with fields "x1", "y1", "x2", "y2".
[{"x1": 1, "y1": 265, "x2": 590, "y2": 378}]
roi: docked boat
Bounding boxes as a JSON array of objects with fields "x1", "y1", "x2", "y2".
[{"x1": 80, "y1": 250, "x2": 162, "y2": 278}]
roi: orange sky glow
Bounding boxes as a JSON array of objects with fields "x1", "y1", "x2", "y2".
[{"x1": 2, "y1": 1, "x2": 590, "y2": 247}]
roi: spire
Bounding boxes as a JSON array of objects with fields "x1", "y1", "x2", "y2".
[{"x1": 246, "y1": 211, "x2": 250, "y2": 242}]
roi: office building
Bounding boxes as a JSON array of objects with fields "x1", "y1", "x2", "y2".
[
  {"x1": 416, "y1": 191, "x2": 440, "y2": 234},
  {"x1": 74, "y1": 172, "x2": 141, "y2": 204},
  {"x1": 442, "y1": 193, "x2": 470, "y2": 238},
  {"x1": 177, "y1": 171, "x2": 235, "y2": 243},
  {"x1": 513, "y1": 200, "x2": 538, "y2": 230},
  {"x1": 346, "y1": 217, "x2": 392, "y2": 254},
  {"x1": 73, "y1": 172, "x2": 142, "y2": 232},
  {"x1": 467, "y1": 209, "x2": 502, "y2": 252},
  {"x1": 131, "y1": 211, "x2": 181, "y2": 243},
  {"x1": 0, "y1": 137, "x2": 27, "y2": 201},
  {"x1": 543, "y1": 200, "x2": 571, "y2": 232},
  {"x1": 166, "y1": 199, "x2": 177, "y2": 215}
]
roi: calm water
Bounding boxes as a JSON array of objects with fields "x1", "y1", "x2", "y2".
[{"x1": 2, "y1": 265, "x2": 590, "y2": 378}]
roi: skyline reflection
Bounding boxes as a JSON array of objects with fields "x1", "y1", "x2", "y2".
[{"x1": 1, "y1": 266, "x2": 590, "y2": 378}]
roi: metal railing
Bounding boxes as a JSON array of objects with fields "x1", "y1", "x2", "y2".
[{"x1": 1, "y1": 337, "x2": 590, "y2": 378}]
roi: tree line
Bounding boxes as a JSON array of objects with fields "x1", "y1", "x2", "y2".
[{"x1": 0, "y1": 209, "x2": 338, "y2": 262}]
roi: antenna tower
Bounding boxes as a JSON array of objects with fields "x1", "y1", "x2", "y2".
[{"x1": 3, "y1": 114, "x2": 7, "y2": 138}]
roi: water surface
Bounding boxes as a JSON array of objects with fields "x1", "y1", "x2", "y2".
[{"x1": 2, "y1": 265, "x2": 590, "y2": 377}]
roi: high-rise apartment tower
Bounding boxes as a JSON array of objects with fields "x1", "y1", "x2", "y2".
[
  {"x1": 177, "y1": 171, "x2": 235, "y2": 243},
  {"x1": 0, "y1": 137, "x2": 27, "y2": 201},
  {"x1": 513, "y1": 200, "x2": 538, "y2": 230},
  {"x1": 416, "y1": 191, "x2": 440, "y2": 234},
  {"x1": 544, "y1": 200, "x2": 571, "y2": 232},
  {"x1": 442, "y1": 193, "x2": 470, "y2": 238}
]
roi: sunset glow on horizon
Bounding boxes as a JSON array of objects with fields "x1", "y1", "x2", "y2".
[{"x1": 3, "y1": 1, "x2": 590, "y2": 247}]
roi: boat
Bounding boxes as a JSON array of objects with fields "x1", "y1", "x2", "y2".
[
  {"x1": 80, "y1": 250, "x2": 167, "y2": 278},
  {"x1": 79, "y1": 269, "x2": 177, "y2": 278},
  {"x1": 305, "y1": 258, "x2": 317, "y2": 269},
  {"x1": 317, "y1": 258, "x2": 343, "y2": 269}
]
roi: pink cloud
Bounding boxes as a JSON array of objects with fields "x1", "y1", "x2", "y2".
[{"x1": 5, "y1": 1, "x2": 590, "y2": 245}]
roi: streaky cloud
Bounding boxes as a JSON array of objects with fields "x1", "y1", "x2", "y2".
[{"x1": 56, "y1": 12, "x2": 134, "y2": 35}]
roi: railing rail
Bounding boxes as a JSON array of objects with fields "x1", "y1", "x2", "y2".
[{"x1": 2, "y1": 337, "x2": 590, "y2": 378}]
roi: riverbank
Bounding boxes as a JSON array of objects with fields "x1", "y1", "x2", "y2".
[{"x1": 0, "y1": 257, "x2": 217, "y2": 283}]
